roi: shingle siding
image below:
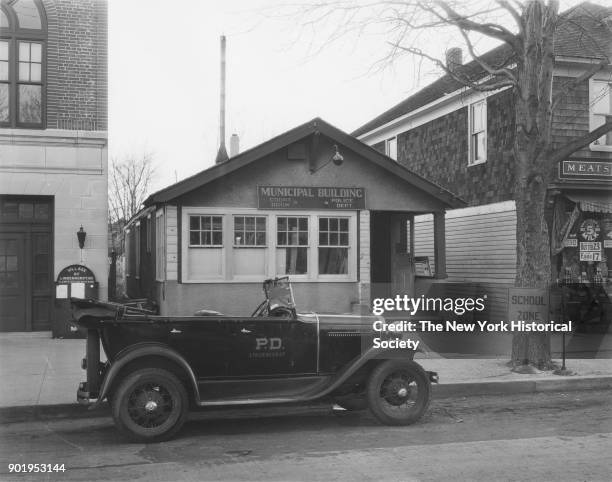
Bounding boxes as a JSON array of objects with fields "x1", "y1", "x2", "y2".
[
  {"x1": 44, "y1": 0, "x2": 107, "y2": 131},
  {"x1": 395, "y1": 89, "x2": 515, "y2": 206}
]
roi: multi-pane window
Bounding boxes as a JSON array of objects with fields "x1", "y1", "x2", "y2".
[
  {"x1": 591, "y1": 80, "x2": 611, "y2": 147},
  {"x1": 18, "y1": 41, "x2": 42, "y2": 124},
  {"x1": 0, "y1": 41, "x2": 8, "y2": 122},
  {"x1": 0, "y1": 0, "x2": 45, "y2": 127},
  {"x1": 234, "y1": 216, "x2": 266, "y2": 246},
  {"x1": 469, "y1": 100, "x2": 487, "y2": 165},
  {"x1": 0, "y1": 239, "x2": 18, "y2": 289},
  {"x1": 318, "y1": 217, "x2": 349, "y2": 274},
  {"x1": 277, "y1": 216, "x2": 308, "y2": 275},
  {"x1": 189, "y1": 215, "x2": 223, "y2": 247}
]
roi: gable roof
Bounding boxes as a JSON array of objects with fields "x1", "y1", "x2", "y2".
[
  {"x1": 144, "y1": 117, "x2": 465, "y2": 209},
  {"x1": 352, "y1": 2, "x2": 611, "y2": 138}
]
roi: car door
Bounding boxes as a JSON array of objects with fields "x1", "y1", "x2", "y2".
[{"x1": 228, "y1": 315, "x2": 317, "y2": 377}]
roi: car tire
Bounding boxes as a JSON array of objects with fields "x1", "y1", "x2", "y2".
[
  {"x1": 366, "y1": 360, "x2": 431, "y2": 426},
  {"x1": 111, "y1": 368, "x2": 188, "y2": 442}
]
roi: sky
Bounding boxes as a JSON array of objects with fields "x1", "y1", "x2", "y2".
[{"x1": 108, "y1": 0, "x2": 601, "y2": 193}]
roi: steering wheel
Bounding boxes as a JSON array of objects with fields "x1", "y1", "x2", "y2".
[{"x1": 268, "y1": 306, "x2": 294, "y2": 318}]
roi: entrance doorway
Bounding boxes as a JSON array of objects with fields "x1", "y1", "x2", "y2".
[
  {"x1": 370, "y1": 211, "x2": 415, "y2": 301},
  {"x1": 0, "y1": 196, "x2": 53, "y2": 332}
]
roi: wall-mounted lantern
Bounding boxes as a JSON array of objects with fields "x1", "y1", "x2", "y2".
[
  {"x1": 309, "y1": 144, "x2": 344, "y2": 174},
  {"x1": 77, "y1": 226, "x2": 87, "y2": 263}
]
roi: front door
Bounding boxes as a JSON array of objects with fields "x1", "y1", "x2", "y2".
[
  {"x1": 0, "y1": 196, "x2": 53, "y2": 332},
  {"x1": 0, "y1": 233, "x2": 26, "y2": 331},
  {"x1": 370, "y1": 211, "x2": 415, "y2": 301}
]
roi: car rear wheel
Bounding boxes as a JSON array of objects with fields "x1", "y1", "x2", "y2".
[
  {"x1": 111, "y1": 368, "x2": 188, "y2": 442},
  {"x1": 366, "y1": 360, "x2": 431, "y2": 425}
]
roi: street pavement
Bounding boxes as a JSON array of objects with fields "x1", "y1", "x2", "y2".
[{"x1": 0, "y1": 389, "x2": 609, "y2": 481}]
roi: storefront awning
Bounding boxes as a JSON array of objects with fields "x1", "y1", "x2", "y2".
[{"x1": 566, "y1": 193, "x2": 612, "y2": 213}]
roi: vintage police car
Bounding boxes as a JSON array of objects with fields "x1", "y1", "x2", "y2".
[{"x1": 72, "y1": 277, "x2": 436, "y2": 442}]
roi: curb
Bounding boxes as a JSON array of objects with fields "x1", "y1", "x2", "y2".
[
  {"x1": 433, "y1": 375, "x2": 612, "y2": 398},
  {"x1": 1, "y1": 376, "x2": 611, "y2": 423},
  {"x1": 0, "y1": 403, "x2": 110, "y2": 424}
]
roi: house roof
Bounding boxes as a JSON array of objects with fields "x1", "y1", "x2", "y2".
[
  {"x1": 144, "y1": 117, "x2": 465, "y2": 209},
  {"x1": 352, "y1": 2, "x2": 611, "y2": 138}
]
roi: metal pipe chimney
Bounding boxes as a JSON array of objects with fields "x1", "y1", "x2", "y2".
[{"x1": 215, "y1": 35, "x2": 229, "y2": 164}]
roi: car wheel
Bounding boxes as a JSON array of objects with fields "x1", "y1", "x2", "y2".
[
  {"x1": 366, "y1": 360, "x2": 431, "y2": 426},
  {"x1": 111, "y1": 368, "x2": 188, "y2": 442}
]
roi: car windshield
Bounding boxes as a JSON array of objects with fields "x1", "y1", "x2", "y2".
[{"x1": 264, "y1": 277, "x2": 295, "y2": 311}]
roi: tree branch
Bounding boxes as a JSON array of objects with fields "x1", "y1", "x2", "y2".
[
  {"x1": 495, "y1": 0, "x2": 523, "y2": 32},
  {"x1": 392, "y1": 43, "x2": 515, "y2": 92},
  {"x1": 549, "y1": 117, "x2": 612, "y2": 163},
  {"x1": 433, "y1": 0, "x2": 521, "y2": 51},
  {"x1": 458, "y1": 29, "x2": 517, "y2": 84}
]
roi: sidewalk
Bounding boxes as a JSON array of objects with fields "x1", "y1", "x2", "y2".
[{"x1": 0, "y1": 332, "x2": 611, "y2": 413}]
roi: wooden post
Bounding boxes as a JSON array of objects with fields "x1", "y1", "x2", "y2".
[{"x1": 433, "y1": 211, "x2": 447, "y2": 279}]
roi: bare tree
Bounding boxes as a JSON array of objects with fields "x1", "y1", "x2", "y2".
[
  {"x1": 298, "y1": 0, "x2": 612, "y2": 368},
  {"x1": 108, "y1": 152, "x2": 156, "y2": 225}
]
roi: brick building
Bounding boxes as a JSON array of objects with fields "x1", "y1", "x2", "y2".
[
  {"x1": 354, "y1": 3, "x2": 612, "y2": 322},
  {"x1": 0, "y1": 0, "x2": 108, "y2": 332}
]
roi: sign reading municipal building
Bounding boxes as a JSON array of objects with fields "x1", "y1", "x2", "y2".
[{"x1": 258, "y1": 186, "x2": 366, "y2": 210}]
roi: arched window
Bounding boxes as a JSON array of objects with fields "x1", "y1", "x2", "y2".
[{"x1": 0, "y1": 0, "x2": 46, "y2": 128}]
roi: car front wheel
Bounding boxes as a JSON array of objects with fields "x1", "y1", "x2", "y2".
[
  {"x1": 366, "y1": 360, "x2": 431, "y2": 426},
  {"x1": 111, "y1": 368, "x2": 188, "y2": 442}
]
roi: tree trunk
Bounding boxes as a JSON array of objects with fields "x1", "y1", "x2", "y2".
[{"x1": 509, "y1": 0, "x2": 558, "y2": 369}]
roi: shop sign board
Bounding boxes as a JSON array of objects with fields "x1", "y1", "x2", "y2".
[
  {"x1": 580, "y1": 251, "x2": 602, "y2": 261},
  {"x1": 57, "y1": 264, "x2": 96, "y2": 283},
  {"x1": 257, "y1": 186, "x2": 366, "y2": 210},
  {"x1": 559, "y1": 160, "x2": 612, "y2": 181},
  {"x1": 580, "y1": 242, "x2": 601, "y2": 251},
  {"x1": 56, "y1": 265, "x2": 96, "y2": 299},
  {"x1": 508, "y1": 288, "x2": 549, "y2": 323},
  {"x1": 564, "y1": 238, "x2": 578, "y2": 247}
]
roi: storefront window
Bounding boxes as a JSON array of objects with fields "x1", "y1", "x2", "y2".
[
  {"x1": 318, "y1": 217, "x2": 349, "y2": 274},
  {"x1": 277, "y1": 216, "x2": 308, "y2": 275},
  {"x1": 234, "y1": 216, "x2": 266, "y2": 246},
  {"x1": 189, "y1": 215, "x2": 223, "y2": 247}
]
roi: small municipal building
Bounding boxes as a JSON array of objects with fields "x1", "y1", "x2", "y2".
[{"x1": 124, "y1": 119, "x2": 464, "y2": 316}]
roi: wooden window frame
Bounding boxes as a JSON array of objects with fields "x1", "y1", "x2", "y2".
[
  {"x1": 468, "y1": 99, "x2": 487, "y2": 166},
  {"x1": 233, "y1": 215, "x2": 267, "y2": 247},
  {"x1": 188, "y1": 215, "x2": 224, "y2": 248},
  {"x1": 385, "y1": 136, "x2": 397, "y2": 160},
  {"x1": 0, "y1": 0, "x2": 47, "y2": 129},
  {"x1": 181, "y1": 207, "x2": 357, "y2": 283},
  {"x1": 589, "y1": 77, "x2": 612, "y2": 152}
]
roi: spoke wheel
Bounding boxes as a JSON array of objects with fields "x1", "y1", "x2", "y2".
[
  {"x1": 367, "y1": 360, "x2": 431, "y2": 426},
  {"x1": 112, "y1": 368, "x2": 188, "y2": 442}
]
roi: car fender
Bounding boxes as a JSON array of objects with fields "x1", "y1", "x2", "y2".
[
  {"x1": 91, "y1": 342, "x2": 200, "y2": 408},
  {"x1": 307, "y1": 347, "x2": 418, "y2": 399}
]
